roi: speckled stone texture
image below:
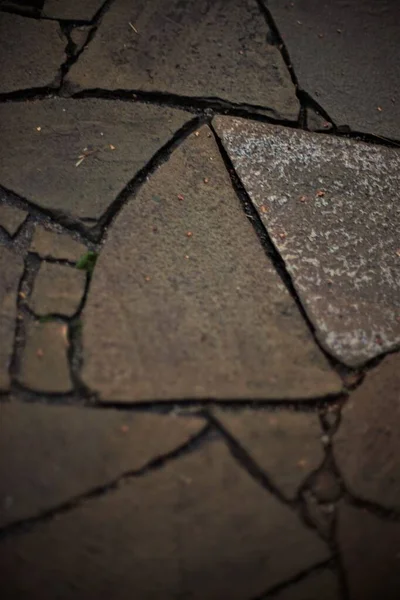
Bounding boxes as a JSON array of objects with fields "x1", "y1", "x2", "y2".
[
  {"x1": 214, "y1": 117, "x2": 400, "y2": 366},
  {"x1": 66, "y1": 0, "x2": 299, "y2": 121},
  {"x1": 265, "y1": 0, "x2": 400, "y2": 140}
]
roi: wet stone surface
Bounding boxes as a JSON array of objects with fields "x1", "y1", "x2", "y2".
[
  {"x1": 0, "y1": 440, "x2": 330, "y2": 599},
  {"x1": 30, "y1": 226, "x2": 87, "y2": 262},
  {"x1": 0, "y1": 247, "x2": 23, "y2": 390},
  {"x1": 29, "y1": 262, "x2": 86, "y2": 317},
  {"x1": 214, "y1": 117, "x2": 400, "y2": 367},
  {"x1": 266, "y1": 0, "x2": 400, "y2": 140},
  {"x1": 0, "y1": 99, "x2": 191, "y2": 220},
  {"x1": 66, "y1": 0, "x2": 299, "y2": 121},
  {"x1": 82, "y1": 125, "x2": 341, "y2": 402},
  {"x1": 0, "y1": 203, "x2": 27, "y2": 236},
  {"x1": 0, "y1": 12, "x2": 65, "y2": 93}
]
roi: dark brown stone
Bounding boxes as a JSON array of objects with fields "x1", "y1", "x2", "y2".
[
  {"x1": 0, "y1": 247, "x2": 23, "y2": 390},
  {"x1": 271, "y1": 568, "x2": 340, "y2": 600},
  {"x1": 29, "y1": 262, "x2": 86, "y2": 317},
  {"x1": 30, "y1": 226, "x2": 86, "y2": 261},
  {"x1": 43, "y1": 0, "x2": 104, "y2": 20}
]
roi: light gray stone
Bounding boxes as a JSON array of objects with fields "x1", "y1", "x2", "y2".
[
  {"x1": 66, "y1": 0, "x2": 299, "y2": 121},
  {"x1": 30, "y1": 226, "x2": 86, "y2": 261},
  {"x1": 0, "y1": 203, "x2": 27, "y2": 236},
  {"x1": 82, "y1": 125, "x2": 341, "y2": 402},
  {"x1": 18, "y1": 321, "x2": 72, "y2": 392},
  {"x1": 0, "y1": 402, "x2": 204, "y2": 526},
  {"x1": 29, "y1": 262, "x2": 86, "y2": 317},
  {"x1": 0, "y1": 12, "x2": 65, "y2": 93},
  {"x1": 0, "y1": 99, "x2": 191, "y2": 220},
  {"x1": 0, "y1": 440, "x2": 330, "y2": 599},
  {"x1": 333, "y1": 354, "x2": 400, "y2": 511},
  {"x1": 214, "y1": 117, "x2": 400, "y2": 366},
  {"x1": 271, "y1": 568, "x2": 340, "y2": 600},
  {"x1": 43, "y1": 0, "x2": 104, "y2": 20},
  {"x1": 214, "y1": 408, "x2": 325, "y2": 498},
  {"x1": 0, "y1": 247, "x2": 23, "y2": 390},
  {"x1": 265, "y1": 0, "x2": 400, "y2": 140}
]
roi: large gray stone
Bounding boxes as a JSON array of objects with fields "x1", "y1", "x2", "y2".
[
  {"x1": 29, "y1": 262, "x2": 86, "y2": 317},
  {"x1": 0, "y1": 440, "x2": 330, "y2": 599},
  {"x1": 0, "y1": 402, "x2": 204, "y2": 526},
  {"x1": 0, "y1": 247, "x2": 23, "y2": 390},
  {"x1": 265, "y1": 0, "x2": 400, "y2": 140},
  {"x1": 214, "y1": 408, "x2": 324, "y2": 499},
  {"x1": 82, "y1": 125, "x2": 341, "y2": 402},
  {"x1": 337, "y1": 502, "x2": 400, "y2": 600},
  {"x1": 214, "y1": 117, "x2": 400, "y2": 366},
  {"x1": 43, "y1": 0, "x2": 104, "y2": 20},
  {"x1": 0, "y1": 99, "x2": 191, "y2": 220},
  {"x1": 0, "y1": 12, "x2": 65, "y2": 93},
  {"x1": 66, "y1": 0, "x2": 299, "y2": 121},
  {"x1": 333, "y1": 354, "x2": 400, "y2": 511},
  {"x1": 0, "y1": 203, "x2": 27, "y2": 237}
]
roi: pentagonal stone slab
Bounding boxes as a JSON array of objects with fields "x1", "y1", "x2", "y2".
[
  {"x1": 82, "y1": 125, "x2": 341, "y2": 402},
  {"x1": 0, "y1": 247, "x2": 23, "y2": 390},
  {"x1": 214, "y1": 409, "x2": 324, "y2": 499},
  {"x1": 337, "y1": 502, "x2": 400, "y2": 600},
  {"x1": 0, "y1": 440, "x2": 330, "y2": 599},
  {"x1": 43, "y1": 0, "x2": 104, "y2": 20},
  {"x1": 333, "y1": 354, "x2": 400, "y2": 511},
  {"x1": 0, "y1": 99, "x2": 191, "y2": 220},
  {"x1": 265, "y1": 0, "x2": 400, "y2": 140},
  {"x1": 0, "y1": 402, "x2": 204, "y2": 527},
  {"x1": 29, "y1": 262, "x2": 86, "y2": 317},
  {"x1": 66, "y1": 0, "x2": 299, "y2": 121},
  {"x1": 214, "y1": 117, "x2": 400, "y2": 366},
  {"x1": 0, "y1": 12, "x2": 65, "y2": 93}
]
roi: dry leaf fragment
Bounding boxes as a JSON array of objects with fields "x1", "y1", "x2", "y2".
[{"x1": 316, "y1": 190, "x2": 325, "y2": 197}]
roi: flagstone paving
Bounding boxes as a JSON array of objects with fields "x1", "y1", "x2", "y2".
[{"x1": 0, "y1": 1, "x2": 400, "y2": 599}]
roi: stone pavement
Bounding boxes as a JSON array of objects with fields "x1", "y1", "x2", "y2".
[{"x1": 0, "y1": 1, "x2": 399, "y2": 598}]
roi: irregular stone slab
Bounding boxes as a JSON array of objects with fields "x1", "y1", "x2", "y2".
[
  {"x1": 43, "y1": 0, "x2": 104, "y2": 20},
  {"x1": 0, "y1": 203, "x2": 27, "y2": 236},
  {"x1": 29, "y1": 262, "x2": 86, "y2": 317},
  {"x1": 66, "y1": 0, "x2": 299, "y2": 121},
  {"x1": 333, "y1": 354, "x2": 400, "y2": 511},
  {"x1": 0, "y1": 12, "x2": 65, "y2": 93},
  {"x1": 271, "y1": 569, "x2": 340, "y2": 600},
  {"x1": 0, "y1": 440, "x2": 330, "y2": 599},
  {"x1": 82, "y1": 126, "x2": 341, "y2": 402},
  {"x1": 0, "y1": 247, "x2": 23, "y2": 390},
  {"x1": 337, "y1": 502, "x2": 400, "y2": 600},
  {"x1": 70, "y1": 25, "x2": 90, "y2": 53},
  {"x1": 30, "y1": 225, "x2": 87, "y2": 261},
  {"x1": 214, "y1": 408, "x2": 324, "y2": 498},
  {"x1": 18, "y1": 321, "x2": 72, "y2": 392},
  {"x1": 265, "y1": 0, "x2": 400, "y2": 140},
  {"x1": 0, "y1": 403, "x2": 204, "y2": 527},
  {"x1": 0, "y1": 99, "x2": 191, "y2": 220},
  {"x1": 214, "y1": 117, "x2": 400, "y2": 366}
]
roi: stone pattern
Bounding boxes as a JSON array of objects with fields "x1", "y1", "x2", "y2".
[
  {"x1": 214, "y1": 117, "x2": 400, "y2": 366},
  {"x1": 0, "y1": 247, "x2": 23, "y2": 390},
  {"x1": 29, "y1": 262, "x2": 86, "y2": 317},
  {"x1": 0, "y1": 203, "x2": 27, "y2": 236},
  {"x1": 30, "y1": 226, "x2": 87, "y2": 261}
]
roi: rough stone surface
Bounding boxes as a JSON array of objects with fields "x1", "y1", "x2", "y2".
[
  {"x1": 214, "y1": 408, "x2": 324, "y2": 498},
  {"x1": 30, "y1": 226, "x2": 86, "y2": 261},
  {"x1": 266, "y1": 0, "x2": 400, "y2": 140},
  {"x1": 0, "y1": 403, "x2": 204, "y2": 526},
  {"x1": 70, "y1": 26, "x2": 90, "y2": 53},
  {"x1": 66, "y1": 0, "x2": 299, "y2": 121},
  {"x1": 0, "y1": 12, "x2": 65, "y2": 93},
  {"x1": 29, "y1": 262, "x2": 86, "y2": 317},
  {"x1": 337, "y1": 502, "x2": 400, "y2": 600},
  {"x1": 82, "y1": 126, "x2": 341, "y2": 402},
  {"x1": 0, "y1": 440, "x2": 330, "y2": 599},
  {"x1": 215, "y1": 117, "x2": 400, "y2": 366},
  {"x1": 271, "y1": 569, "x2": 340, "y2": 600},
  {"x1": 0, "y1": 99, "x2": 191, "y2": 220},
  {"x1": 19, "y1": 321, "x2": 72, "y2": 392},
  {"x1": 0, "y1": 203, "x2": 27, "y2": 236},
  {"x1": 43, "y1": 0, "x2": 104, "y2": 20},
  {"x1": 333, "y1": 354, "x2": 400, "y2": 511},
  {"x1": 0, "y1": 247, "x2": 23, "y2": 390}
]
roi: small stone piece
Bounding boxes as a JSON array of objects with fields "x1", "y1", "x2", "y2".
[
  {"x1": 302, "y1": 490, "x2": 334, "y2": 540},
  {"x1": 0, "y1": 12, "x2": 65, "y2": 93},
  {"x1": 271, "y1": 568, "x2": 340, "y2": 600},
  {"x1": 306, "y1": 107, "x2": 332, "y2": 132},
  {"x1": 43, "y1": 0, "x2": 104, "y2": 20},
  {"x1": 214, "y1": 117, "x2": 400, "y2": 366},
  {"x1": 214, "y1": 409, "x2": 325, "y2": 498},
  {"x1": 66, "y1": 0, "x2": 299, "y2": 121},
  {"x1": 19, "y1": 321, "x2": 72, "y2": 393},
  {"x1": 0, "y1": 403, "x2": 204, "y2": 526},
  {"x1": 29, "y1": 262, "x2": 86, "y2": 317},
  {"x1": 333, "y1": 354, "x2": 400, "y2": 511},
  {"x1": 0, "y1": 247, "x2": 24, "y2": 390},
  {"x1": 0, "y1": 440, "x2": 330, "y2": 598},
  {"x1": 0, "y1": 204, "x2": 27, "y2": 236},
  {"x1": 69, "y1": 25, "x2": 90, "y2": 53},
  {"x1": 337, "y1": 502, "x2": 400, "y2": 600},
  {"x1": 30, "y1": 226, "x2": 86, "y2": 261},
  {"x1": 311, "y1": 469, "x2": 342, "y2": 503}
]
